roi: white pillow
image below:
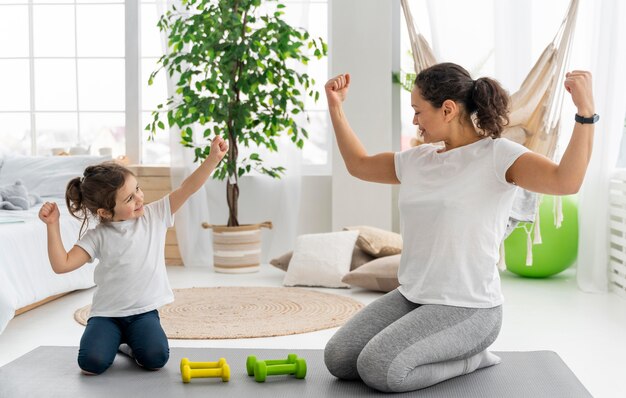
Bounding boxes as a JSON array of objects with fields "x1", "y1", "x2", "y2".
[
  {"x1": 0, "y1": 155, "x2": 111, "y2": 198},
  {"x1": 283, "y1": 230, "x2": 359, "y2": 288}
]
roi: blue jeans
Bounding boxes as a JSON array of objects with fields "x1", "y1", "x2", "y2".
[{"x1": 77, "y1": 309, "x2": 169, "y2": 374}]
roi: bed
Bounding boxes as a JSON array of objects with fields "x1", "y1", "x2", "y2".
[{"x1": 0, "y1": 154, "x2": 109, "y2": 335}]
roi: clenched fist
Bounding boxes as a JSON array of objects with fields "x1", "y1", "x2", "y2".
[
  {"x1": 39, "y1": 201, "x2": 60, "y2": 225},
  {"x1": 208, "y1": 135, "x2": 229, "y2": 163},
  {"x1": 325, "y1": 73, "x2": 351, "y2": 108},
  {"x1": 564, "y1": 71, "x2": 595, "y2": 117}
]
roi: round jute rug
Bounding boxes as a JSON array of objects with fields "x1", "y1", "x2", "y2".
[{"x1": 74, "y1": 287, "x2": 364, "y2": 339}]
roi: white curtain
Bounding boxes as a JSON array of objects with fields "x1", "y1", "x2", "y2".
[
  {"x1": 172, "y1": 131, "x2": 303, "y2": 267},
  {"x1": 576, "y1": 0, "x2": 626, "y2": 292},
  {"x1": 157, "y1": 1, "x2": 303, "y2": 267},
  {"x1": 423, "y1": 0, "x2": 497, "y2": 80}
]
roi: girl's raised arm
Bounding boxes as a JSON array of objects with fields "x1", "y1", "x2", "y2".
[
  {"x1": 169, "y1": 136, "x2": 228, "y2": 215},
  {"x1": 39, "y1": 201, "x2": 91, "y2": 274}
]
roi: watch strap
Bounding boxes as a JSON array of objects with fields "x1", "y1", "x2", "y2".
[{"x1": 575, "y1": 113, "x2": 599, "y2": 124}]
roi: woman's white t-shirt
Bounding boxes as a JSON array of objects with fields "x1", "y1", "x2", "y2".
[
  {"x1": 394, "y1": 138, "x2": 528, "y2": 308},
  {"x1": 77, "y1": 195, "x2": 175, "y2": 318}
]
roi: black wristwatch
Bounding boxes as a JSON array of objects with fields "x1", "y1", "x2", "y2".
[{"x1": 575, "y1": 113, "x2": 599, "y2": 124}]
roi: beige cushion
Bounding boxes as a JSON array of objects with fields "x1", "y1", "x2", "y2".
[
  {"x1": 341, "y1": 254, "x2": 401, "y2": 292},
  {"x1": 270, "y1": 246, "x2": 375, "y2": 272},
  {"x1": 343, "y1": 225, "x2": 403, "y2": 257},
  {"x1": 283, "y1": 231, "x2": 359, "y2": 288},
  {"x1": 269, "y1": 251, "x2": 293, "y2": 271}
]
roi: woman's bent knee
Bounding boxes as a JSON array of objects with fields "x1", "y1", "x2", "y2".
[
  {"x1": 356, "y1": 347, "x2": 394, "y2": 392},
  {"x1": 324, "y1": 337, "x2": 360, "y2": 380}
]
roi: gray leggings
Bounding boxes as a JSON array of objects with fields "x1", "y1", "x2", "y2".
[{"x1": 324, "y1": 289, "x2": 502, "y2": 392}]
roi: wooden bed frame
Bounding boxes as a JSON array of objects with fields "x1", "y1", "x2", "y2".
[{"x1": 15, "y1": 292, "x2": 69, "y2": 316}]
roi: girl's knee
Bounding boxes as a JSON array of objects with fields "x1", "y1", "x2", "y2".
[
  {"x1": 78, "y1": 353, "x2": 113, "y2": 375},
  {"x1": 134, "y1": 347, "x2": 169, "y2": 370}
]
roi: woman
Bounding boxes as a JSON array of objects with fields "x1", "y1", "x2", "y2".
[{"x1": 323, "y1": 63, "x2": 595, "y2": 392}]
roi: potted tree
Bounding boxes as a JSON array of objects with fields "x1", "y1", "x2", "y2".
[{"x1": 147, "y1": 0, "x2": 326, "y2": 273}]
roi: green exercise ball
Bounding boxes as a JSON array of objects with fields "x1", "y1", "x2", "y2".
[{"x1": 504, "y1": 195, "x2": 578, "y2": 278}]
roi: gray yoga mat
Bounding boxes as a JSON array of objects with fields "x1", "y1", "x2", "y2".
[{"x1": 0, "y1": 346, "x2": 591, "y2": 398}]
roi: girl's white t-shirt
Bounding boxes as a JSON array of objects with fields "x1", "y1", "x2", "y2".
[
  {"x1": 77, "y1": 195, "x2": 175, "y2": 318},
  {"x1": 394, "y1": 138, "x2": 529, "y2": 308}
]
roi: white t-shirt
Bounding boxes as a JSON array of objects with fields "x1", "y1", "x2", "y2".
[
  {"x1": 394, "y1": 138, "x2": 529, "y2": 308},
  {"x1": 77, "y1": 195, "x2": 175, "y2": 318}
]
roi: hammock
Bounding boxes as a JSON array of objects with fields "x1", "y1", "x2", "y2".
[{"x1": 400, "y1": 0, "x2": 579, "y2": 268}]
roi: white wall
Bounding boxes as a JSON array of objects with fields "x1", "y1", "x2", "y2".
[
  {"x1": 329, "y1": 0, "x2": 397, "y2": 232},
  {"x1": 297, "y1": 176, "x2": 332, "y2": 236}
]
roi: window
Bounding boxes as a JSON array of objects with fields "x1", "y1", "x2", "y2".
[
  {"x1": 0, "y1": 0, "x2": 330, "y2": 174},
  {"x1": 0, "y1": 0, "x2": 125, "y2": 157},
  {"x1": 141, "y1": 1, "x2": 170, "y2": 165},
  {"x1": 141, "y1": 0, "x2": 330, "y2": 171},
  {"x1": 278, "y1": 0, "x2": 330, "y2": 174}
]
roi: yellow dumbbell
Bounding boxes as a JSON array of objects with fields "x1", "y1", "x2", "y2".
[{"x1": 180, "y1": 357, "x2": 230, "y2": 383}]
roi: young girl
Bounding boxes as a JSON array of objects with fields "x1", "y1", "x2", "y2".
[
  {"x1": 323, "y1": 64, "x2": 595, "y2": 392},
  {"x1": 38, "y1": 137, "x2": 228, "y2": 375}
]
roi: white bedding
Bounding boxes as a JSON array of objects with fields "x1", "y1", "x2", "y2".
[{"x1": 0, "y1": 200, "x2": 96, "y2": 334}]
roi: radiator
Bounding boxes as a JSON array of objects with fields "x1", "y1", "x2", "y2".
[{"x1": 609, "y1": 169, "x2": 626, "y2": 299}]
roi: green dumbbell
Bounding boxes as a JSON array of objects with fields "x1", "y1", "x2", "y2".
[
  {"x1": 246, "y1": 354, "x2": 299, "y2": 376},
  {"x1": 246, "y1": 354, "x2": 306, "y2": 382}
]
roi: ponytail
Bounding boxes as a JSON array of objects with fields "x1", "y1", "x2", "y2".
[
  {"x1": 414, "y1": 62, "x2": 509, "y2": 138},
  {"x1": 65, "y1": 176, "x2": 90, "y2": 238},
  {"x1": 471, "y1": 77, "x2": 509, "y2": 138}
]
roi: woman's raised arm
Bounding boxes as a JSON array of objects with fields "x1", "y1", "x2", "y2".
[
  {"x1": 506, "y1": 71, "x2": 595, "y2": 194},
  {"x1": 325, "y1": 74, "x2": 399, "y2": 184}
]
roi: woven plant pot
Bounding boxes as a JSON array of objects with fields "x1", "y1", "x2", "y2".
[{"x1": 202, "y1": 221, "x2": 272, "y2": 273}]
